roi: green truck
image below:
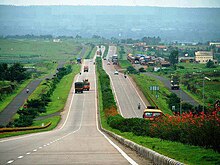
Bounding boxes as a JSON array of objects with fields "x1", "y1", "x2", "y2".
[{"x1": 75, "y1": 82, "x2": 84, "y2": 93}]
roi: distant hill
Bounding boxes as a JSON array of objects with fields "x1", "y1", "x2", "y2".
[{"x1": 0, "y1": 5, "x2": 220, "y2": 42}]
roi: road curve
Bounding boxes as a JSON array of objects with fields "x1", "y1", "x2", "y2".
[
  {"x1": 0, "y1": 58, "x2": 147, "y2": 164},
  {"x1": 103, "y1": 46, "x2": 150, "y2": 118}
]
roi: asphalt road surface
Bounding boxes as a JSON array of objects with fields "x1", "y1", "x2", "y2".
[
  {"x1": 0, "y1": 58, "x2": 152, "y2": 164},
  {"x1": 0, "y1": 62, "x2": 65, "y2": 126},
  {"x1": 0, "y1": 80, "x2": 41, "y2": 126},
  {"x1": 135, "y1": 64, "x2": 199, "y2": 107},
  {"x1": 103, "y1": 46, "x2": 150, "y2": 118}
]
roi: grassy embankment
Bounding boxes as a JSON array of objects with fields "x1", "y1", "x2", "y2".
[
  {"x1": 0, "y1": 64, "x2": 80, "y2": 138},
  {"x1": 151, "y1": 62, "x2": 220, "y2": 106},
  {"x1": 97, "y1": 57, "x2": 220, "y2": 165},
  {"x1": 85, "y1": 44, "x2": 97, "y2": 59},
  {"x1": 0, "y1": 79, "x2": 31, "y2": 113},
  {"x1": 0, "y1": 38, "x2": 81, "y2": 112}
]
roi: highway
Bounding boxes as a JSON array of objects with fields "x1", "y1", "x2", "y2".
[
  {"x1": 0, "y1": 57, "x2": 151, "y2": 164},
  {"x1": 103, "y1": 46, "x2": 150, "y2": 118}
]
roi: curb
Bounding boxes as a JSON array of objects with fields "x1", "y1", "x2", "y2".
[{"x1": 100, "y1": 127, "x2": 184, "y2": 165}]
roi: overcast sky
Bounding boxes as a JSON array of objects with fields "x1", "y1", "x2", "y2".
[{"x1": 0, "y1": 0, "x2": 220, "y2": 7}]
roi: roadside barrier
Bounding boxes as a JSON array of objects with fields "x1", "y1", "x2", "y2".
[
  {"x1": 101, "y1": 126, "x2": 183, "y2": 165},
  {"x1": 0, "y1": 122, "x2": 52, "y2": 133}
]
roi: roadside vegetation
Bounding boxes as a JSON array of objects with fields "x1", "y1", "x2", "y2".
[
  {"x1": 7, "y1": 65, "x2": 73, "y2": 127},
  {"x1": 0, "y1": 116, "x2": 60, "y2": 138},
  {"x1": 96, "y1": 55, "x2": 220, "y2": 164},
  {"x1": 85, "y1": 44, "x2": 96, "y2": 59}
]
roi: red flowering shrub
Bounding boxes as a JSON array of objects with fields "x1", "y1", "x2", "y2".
[{"x1": 150, "y1": 110, "x2": 220, "y2": 152}]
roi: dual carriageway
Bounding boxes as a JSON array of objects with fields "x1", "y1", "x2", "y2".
[{"x1": 0, "y1": 46, "x2": 153, "y2": 164}]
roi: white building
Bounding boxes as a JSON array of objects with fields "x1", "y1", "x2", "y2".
[{"x1": 195, "y1": 51, "x2": 213, "y2": 64}]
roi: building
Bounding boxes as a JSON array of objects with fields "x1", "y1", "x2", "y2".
[
  {"x1": 195, "y1": 51, "x2": 213, "y2": 63},
  {"x1": 179, "y1": 56, "x2": 195, "y2": 63}
]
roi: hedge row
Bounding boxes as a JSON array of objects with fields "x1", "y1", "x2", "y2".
[
  {"x1": 96, "y1": 57, "x2": 117, "y2": 116},
  {"x1": 0, "y1": 122, "x2": 51, "y2": 133}
]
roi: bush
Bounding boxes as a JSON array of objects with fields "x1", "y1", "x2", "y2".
[
  {"x1": 139, "y1": 67, "x2": 146, "y2": 72},
  {"x1": 151, "y1": 111, "x2": 220, "y2": 152}
]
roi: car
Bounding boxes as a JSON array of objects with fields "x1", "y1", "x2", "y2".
[
  {"x1": 107, "y1": 61, "x2": 110, "y2": 65},
  {"x1": 143, "y1": 106, "x2": 164, "y2": 120},
  {"x1": 114, "y1": 70, "x2": 119, "y2": 75},
  {"x1": 104, "y1": 57, "x2": 106, "y2": 60}
]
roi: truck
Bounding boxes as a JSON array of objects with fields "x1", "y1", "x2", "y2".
[
  {"x1": 75, "y1": 82, "x2": 84, "y2": 93},
  {"x1": 84, "y1": 66, "x2": 89, "y2": 72},
  {"x1": 77, "y1": 58, "x2": 82, "y2": 64},
  {"x1": 170, "y1": 74, "x2": 180, "y2": 90},
  {"x1": 83, "y1": 79, "x2": 90, "y2": 91},
  {"x1": 112, "y1": 54, "x2": 118, "y2": 65}
]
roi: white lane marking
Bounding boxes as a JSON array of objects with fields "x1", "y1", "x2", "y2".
[
  {"x1": 26, "y1": 152, "x2": 31, "y2": 155},
  {"x1": 7, "y1": 160, "x2": 14, "y2": 164},
  {"x1": 127, "y1": 76, "x2": 146, "y2": 107},
  {"x1": 118, "y1": 74, "x2": 138, "y2": 117},
  {"x1": 102, "y1": 59, "x2": 124, "y2": 117},
  {"x1": 59, "y1": 74, "x2": 79, "y2": 130},
  {"x1": 18, "y1": 156, "x2": 23, "y2": 159},
  {"x1": 94, "y1": 59, "x2": 138, "y2": 165}
]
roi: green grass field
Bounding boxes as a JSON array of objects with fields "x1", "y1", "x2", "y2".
[
  {"x1": 0, "y1": 38, "x2": 82, "y2": 63},
  {"x1": 42, "y1": 65, "x2": 80, "y2": 116}
]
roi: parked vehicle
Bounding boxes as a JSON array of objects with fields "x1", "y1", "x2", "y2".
[
  {"x1": 84, "y1": 66, "x2": 89, "y2": 72},
  {"x1": 83, "y1": 79, "x2": 90, "y2": 91},
  {"x1": 75, "y1": 82, "x2": 84, "y2": 93},
  {"x1": 143, "y1": 106, "x2": 164, "y2": 120},
  {"x1": 170, "y1": 74, "x2": 180, "y2": 90}
]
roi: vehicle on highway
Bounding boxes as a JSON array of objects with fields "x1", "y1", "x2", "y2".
[
  {"x1": 114, "y1": 70, "x2": 119, "y2": 75},
  {"x1": 112, "y1": 54, "x2": 118, "y2": 65},
  {"x1": 77, "y1": 57, "x2": 82, "y2": 64},
  {"x1": 75, "y1": 82, "x2": 84, "y2": 93},
  {"x1": 143, "y1": 106, "x2": 164, "y2": 120},
  {"x1": 107, "y1": 61, "x2": 110, "y2": 65},
  {"x1": 84, "y1": 65, "x2": 89, "y2": 72},
  {"x1": 170, "y1": 74, "x2": 180, "y2": 90},
  {"x1": 83, "y1": 79, "x2": 90, "y2": 91}
]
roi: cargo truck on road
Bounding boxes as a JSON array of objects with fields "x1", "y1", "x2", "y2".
[
  {"x1": 84, "y1": 66, "x2": 89, "y2": 72},
  {"x1": 75, "y1": 82, "x2": 84, "y2": 93},
  {"x1": 83, "y1": 79, "x2": 90, "y2": 91}
]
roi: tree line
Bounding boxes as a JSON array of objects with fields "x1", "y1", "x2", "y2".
[{"x1": 0, "y1": 63, "x2": 29, "y2": 82}]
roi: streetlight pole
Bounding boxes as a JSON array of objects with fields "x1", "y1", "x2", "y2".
[{"x1": 203, "y1": 76, "x2": 211, "y2": 112}]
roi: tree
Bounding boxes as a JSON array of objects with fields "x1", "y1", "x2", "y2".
[
  {"x1": 206, "y1": 60, "x2": 215, "y2": 68},
  {"x1": 169, "y1": 50, "x2": 179, "y2": 66},
  {"x1": 0, "y1": 63, "x2": 8, "y2": 80},
  {"x1": 8, "y1": 63, "x2": 27, "y2": 82}
]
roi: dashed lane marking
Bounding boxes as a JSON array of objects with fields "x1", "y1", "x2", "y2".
[{"x1": 7, "y1": 160, "x2": 14, "y2": 164}]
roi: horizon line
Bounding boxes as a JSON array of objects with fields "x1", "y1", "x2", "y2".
[{"x1": 0, "y1": 4, "x2": 220, "y2": 9}]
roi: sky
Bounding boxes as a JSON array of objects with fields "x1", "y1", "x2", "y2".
[{"x1": 0, "y1": 0, "x2": 220, "y2": 8}]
